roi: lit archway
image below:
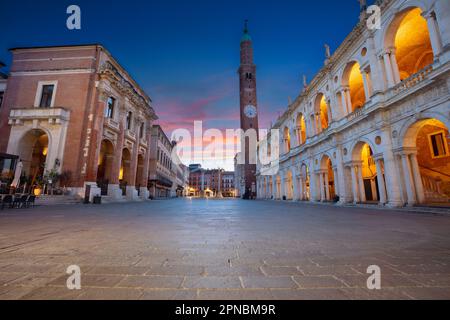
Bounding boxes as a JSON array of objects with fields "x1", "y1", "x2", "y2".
[
  {"x1": 319, "y1": 155, "x2": 336, "y2": 202},
  {"x1": 402, "y1": 118, "x2": 450, "y2": 204},
  {"x1": 301, "y1": 164, "x2": 310, "y2": 201},
  {"x1": 136, "y1": 153, "x2": 145, "y2": 192},
  {"x1": 97, "y1": 139, "x2": 115, "y2": 195},
  {"x1": 283, "y1": 127, "x2": 291, "y2": 153},
  {"x1": 296, "y1": 113, "x2": 307, "y2": 146},
  {"x1": 285, "y1": 170, "x2": 294, "y2": 200},
  {"x1": 18, "y1": 129, "x2": 49, "y2": 185},
  {"x1": 120, "y1": 148, "x2": 132, "y2": 195},
  {"x1": 342, "y1": 62, "x2": 366, "y2": 112},
  {"x1": 387, "y1": 7, "x2": 434, "y2": 81},
  {"x1": 315, "y1": 94, "x2": 330, "y2": 130},
  {"x1": 276, "y1": 175, "x2": 282, "y2": 199},
  {"x1": 351, "y1": 142, "x2": 380, "y2": 203}
]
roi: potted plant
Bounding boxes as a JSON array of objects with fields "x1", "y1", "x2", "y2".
[{"x1": 33, "y1": 175, "x2": 45, "y2": 196}]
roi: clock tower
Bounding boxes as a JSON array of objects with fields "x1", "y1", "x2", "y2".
[{"x1": 239, "y1": 20, "x2": 259, "y2": 198}]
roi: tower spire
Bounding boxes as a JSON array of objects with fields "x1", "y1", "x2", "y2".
[{"x1": 244, "y1": 19, "x2": 249, "y2": 34}]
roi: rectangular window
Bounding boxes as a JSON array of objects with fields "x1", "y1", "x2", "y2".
[
  {"x1": 0, "y1": 92, "x2": 3, "y2": 108},
  {"x1": 105, "y1": 97, "x2": 115, "y2": 119},
  {"x1": 429, "y1": 132, "x2": 449, "y2": 158},
  {"x1": 126, "y1": 112, "x2": 133, "y2": 130},
  {"x1": 140, "y1": 123, "x2": 145, "y2": 139},
  {"x1": 39, "y1": 84, "x2": 55, "y2": 108}
]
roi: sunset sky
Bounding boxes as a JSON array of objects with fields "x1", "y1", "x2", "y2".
[{"x1": 1, "y1": 0, "x2": 365, "y2": 170}]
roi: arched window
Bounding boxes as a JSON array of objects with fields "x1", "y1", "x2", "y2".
[{"x1": 296, "y1": 113, "x2": 307, "y2": 145}]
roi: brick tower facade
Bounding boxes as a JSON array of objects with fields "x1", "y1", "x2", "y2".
[{"x1": 238, "y1": 21, "x2": 259, "y2": 198}]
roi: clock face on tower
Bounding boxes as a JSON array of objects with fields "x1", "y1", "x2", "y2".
[{"x1": 244, "y1": 105, "x2": 257, "y2": 118}]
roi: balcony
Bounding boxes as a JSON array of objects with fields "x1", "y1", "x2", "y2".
[
  {"x1": 125, "y1": 129, "x2": 136, "y2": 141},
  {"x1": 9, "y1": 107, "x2": 71, "y2": 125},
  {"x1": 389, "y1": 65, "x2": 433, "y2": 98},
  {"x1": 104, "y1": 117, "x2": 120, "y2": 131}
]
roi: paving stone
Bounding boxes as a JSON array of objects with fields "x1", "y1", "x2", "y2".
[
  {"x1": 293, "y1": 276, "x2": 347, "y2": 289},
  {"x1": 199, "y1": 289, "x2": 275, "y2": 300},
  {"x1": 141, "y1": 289, "x2": 198, "y2": 300},
  {"x1": 77, "y1": 288, "x2": 143, "y2": 300},
  {"x1": 261, "y1": 266, "x2": 303, "y2": 276},
  {"x1": 335, "y1": 274, "x2": 421, "y2": 288},
  {"x1": 205, "y1": 266, "x2": 263, "y2": 276},
  {"x1": 117, "y1": 276, "x2": 184, "y2": 289},
  {"x1": 183, "y1": 276, "x2": 242, "y2": 289},
  {"x1": 86, "y1": 266, "x2": 150, "y2": 276},
  {"x1": 48, "y1": 274, "x2": 125, "y2": 288},
  {"x1": 147, "y1": 265, "x2": 204, "y2": 276},
  {"x1": 241, "y1": 276, "x2": 298, "y2": 289}
]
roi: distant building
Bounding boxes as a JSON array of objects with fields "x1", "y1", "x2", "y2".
[
  {"x1": 148, "y1": 125, "x2": 188, "y2": 198},
  {"x1": 234, "y1": 153, "x2": 245, "y2": 198},
  {"x1": 188, "y1": 165, "x2": 235, "y2": 198}
]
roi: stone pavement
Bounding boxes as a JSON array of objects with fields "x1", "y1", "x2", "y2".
[{"x1": 0, "y1": 199, "x2": 450, "y2": 300}]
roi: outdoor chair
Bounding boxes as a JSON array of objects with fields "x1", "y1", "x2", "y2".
[
  {"x1": 1, "y1": 195, "x2": 13, "y2": 209},
  {"x1": 25, "y1": 195, "x2": 36, "y2": 208},
  {"x1": 13, "y1": 195, "x2": 28, "y2": 208}
]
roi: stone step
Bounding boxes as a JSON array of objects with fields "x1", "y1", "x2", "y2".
[{"x1": 35, "y1": 195, "x2": 83, "y2": 206}]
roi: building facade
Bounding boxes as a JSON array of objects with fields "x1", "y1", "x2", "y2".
[
  {"x1": 257, "y1": 0, "x2": 450, "y2": 207},
  {"x1": 188, "y1": 165, "x2": 235, "y2": 198},
  {"x1": 0, "y1": 45, "x2": 158, "y2": 201},
  {"x1": 0, "y1": 62, "x2": 7, "y2": 108},
  {"x1": 148, "y1": 124, "x2": 188, "y2": 199}
]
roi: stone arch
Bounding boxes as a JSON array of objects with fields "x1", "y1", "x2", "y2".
[
  {"x1": 351, "y1": 141, "x2": 380, "y2": 203},
  {"x1": 283, "y1": 126, "x2": 291, "y2": 153},
  {"x1": 120, "y1": 148, "x2": 132, "y2": 195},
  {"x1": 296, "y1": 113, "x2": 307, "y2": 146},
  {"x1": 97, "y1": 139, "x2": 115, "y2": 195},
  {"x1": 314, "y1": 93, "x2": 330, "y2": 130},
  {"x1": 17, "y1": 129, "x2": 50, "y2": 184},
  {"x1": 399, "y1": 111, "x2": 450, "y2": 148},
  {"x1": 383, "y1": 6, "x2": 435, "y2": 81},
  {"x1": 135, "y1": 153, "x2": 145, "y2": 189},
  {"x1": 318, "y1": 154, "x2": 336, "y2": 202},
  {"x1": 285, "y1": 169, "x2": 294, "y2": 200},
  {"x1": 399, "y1": 117, "x2": 450, "y2": 204},
  {"x1": 342, "y1": 61, "x2": 366, "y2": 112},
  {"x1": 350, "y1": 139, "x2": 378, "y2": 162}
]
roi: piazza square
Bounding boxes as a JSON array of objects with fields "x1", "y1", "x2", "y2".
[{"x1": 0, "y1": 0, "x2": 449, "y2": 303}]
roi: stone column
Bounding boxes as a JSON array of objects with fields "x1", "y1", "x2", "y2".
[
  {"x1": 410, "y1": 153, "x2": 426, "y2": 204},
  {"x1": 333, "y1": 167, "x2": 339, "y2": 199},
  {"x1": 388, "y1": 47, "x2": 401, "y2": 84},
  {"x1": 272, "y1": 176, "x2": 277, "y2": 200},
  {"x1": 292, "y1": 166, "x2": 300, "y2": 201},
  {"x1": 108, "y1": 106, "x2": 126, "y2": 200},
  {"x1": 361, "y1": 70, "x2": 371, "y2": 101},
  {"x1": 401, "y1": 153, "x2": 417, "y2": 206},
  {"x1": 298, "y1": 176, "x2": 304, "y2": 201},
  {"x1": 344, "y1": 88, "x2": 352, "y2": 114},
  {"x1": 126, "y1": 123, "x2": 140, "y2": 201},
  {"x1": 340, "y1": 89, "x2": 348, "y2": 116},
  {"x1": 325, "y1": 172, "x2": 331, "y2": 201},
  {"x1": 319, "y1": 172, "x2": 325, "y2": 202},
  {"x1": 423, "y1": 11, "x2": 443, "y2": 57},
  {"x1": 357, "y1": 164, "x2": 366, "y2": 203},
  {"x1": 375, "y1": 159, "x2": 387, "y2": 205},
  {"x1": 140, "y1": 123, "x2": 152, "y2": 200},
  {"x1": 350, "y1": 165, "x2": 360, "y2": 204},
  {"x1": 280, "y1": 171, "x2": 286, "y2": 200},
  {"x1": 383, "y1": 51, "x2": 396, "y2": 88}
]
